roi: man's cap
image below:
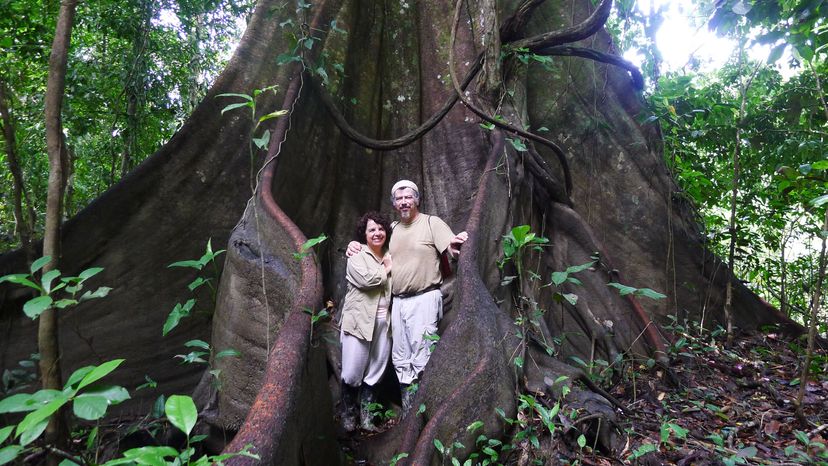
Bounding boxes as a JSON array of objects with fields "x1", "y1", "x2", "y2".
[{"x1": 391, "y1": 179, "x2": 419, "y2": 197}]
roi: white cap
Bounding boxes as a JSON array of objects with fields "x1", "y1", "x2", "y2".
[{"x1": 391, "y1": 179, "x2": 419, "y2": 197}]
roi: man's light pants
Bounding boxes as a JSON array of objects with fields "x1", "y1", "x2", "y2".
[{"x1": 391, "y1": 290, "x2": 442, "y2": 384}]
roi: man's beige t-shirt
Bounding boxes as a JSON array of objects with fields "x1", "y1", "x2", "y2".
[{"x1": 389, "y1": 214, "x2": 454, "y2": 295}]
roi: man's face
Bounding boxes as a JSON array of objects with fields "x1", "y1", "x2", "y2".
[{"x1": 393, "y1": 187, "x2": 419, "y2": 222}]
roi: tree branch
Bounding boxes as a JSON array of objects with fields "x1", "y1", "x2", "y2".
[
  {"x1": 309, "y1": 61, "x2": 481, "y2": 151},
  {"x1": 538, "y1": 45, "x2": 644, "y2": 90},
  {"x1": 500, "y1": 0, "x2": 547, "y2": 42},
  {"x1": 507, "y1": 0, "x2": 612, "y2": 52}
]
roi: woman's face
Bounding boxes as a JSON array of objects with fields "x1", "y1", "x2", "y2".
[{"x1": 365, "y1": 219, "x2": 387, "y2": 249}]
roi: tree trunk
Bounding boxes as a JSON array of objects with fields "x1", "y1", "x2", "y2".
[
  {"x1": 41, "y1": 0, "x2": 78, "y2": 461},
  {"x1": 0, "y1": 0, "x2": 801, "y2": 464},
  {"x1": 0, "y1": 80, "x2": 37, "y2": 259}
]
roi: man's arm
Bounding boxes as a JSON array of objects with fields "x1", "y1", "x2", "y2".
[{"x1": 346, "y1": 241, "x2": 362, "y2": 257}]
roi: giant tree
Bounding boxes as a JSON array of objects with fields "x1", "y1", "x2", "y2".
[{"x1": 0, "y1": 0, "x2": 797, "y2": 464}]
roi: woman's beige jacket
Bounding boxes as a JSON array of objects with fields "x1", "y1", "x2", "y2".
[{"x1": 340, "y1": 246, "x2": 392, "y2": 341}]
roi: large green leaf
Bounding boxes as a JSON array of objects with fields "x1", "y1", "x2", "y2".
[
  {"x1": 0, "y1": 445, "x2": 23, "y2": 465},
  {"x1": 18, "y1": 419, "x2": 48, "y2": 446},
  {"x1": 16, "y1": 396, "x2": 67, "y2": 439},
  {"x1": 84, "y1": 385, "x2": 130, "y2": 405},
  {"x1": 41, "y1": 269, "x2": 61, "y2": 294},
  {"x1": 30, "y1": 256, "x2": 51, "y2": 275},
  {"x1": 0, "y1": 394, "x2": 36, "y2": 413},
  {"x1": 0, "y1": 274, "x2": 41, "y2": 291},
  {"x1": 23, "y1": 296, "x2": 53, "y2": 319},
  {"x1": 73, "y1": 394, "x2": 109, "y2": 420},
  {"x1": 76, "y1": 359, "x2": 125, "y2": 391},
  {"x1": 165, "y1": 395, "x2": 197, "y2": 436},
  {"x1": 0, "y1": 426, "x2": 14, "y2": 444}
]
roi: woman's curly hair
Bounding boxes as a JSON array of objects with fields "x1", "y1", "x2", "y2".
[{"x1": 353, "y1": 211, "x2": 393, "y2": 248}]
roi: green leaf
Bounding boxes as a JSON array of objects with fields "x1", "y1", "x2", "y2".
[
  {"x1": 167, "y1": 260, "x2": 203, "y2": 270},
  {"x1": 58, "y1": 460, "x2": 81, "y2": 466},
  {"x1": 258, "y1": 110, "x2": 288, "y2": 124},
  {"x1": 577, "y1": 434, "x2": 586, "y2": 448},
  {"x1": 30, "y1": 256, "x2": 52, "y2": 275},
  {"x1": 77, "y1": 359, "x2": 125, "y2": 391},
  {"x1": 252, "y1": 130, "x2": 271, "y2": 150},
  {"x1": 0, "y1": 394, "x2": 36, "y2": 413},
  {"x1": 185, "y1": 339, "x2": 210, "y2": 350},
  {"x1": 0, "y1": 445, "x2": 23, "y2": 465},
  {"x1": 0, "y1": 426, "x2": 13, "y2": 444},
  {"x1": 467, "y1": 420, "x2": 484, "y2": 432},
  {"x1": 508, "y1": 138, "x2": 528, "y2": 152},
  {"x1": 165, "y1": 395, "x2": 198, "y2": 435},
  {"x1": 221, "y1": 101, "x2": 253, "y2": 114},
  {"x1": 811, "y1": 194, "x2": 828, "y2": 207},
  {"x1": 53, "y1": 299, "x2": 79, "y2": 309},
  {"x1": 216, "y1": 93, "x2": 253, "y2": 101},
  {"x1": 561, "y1": 293, "x2": 578, "y2": 305},
  {"x1": 73, "y1": 394, "x2": 110, "y2": 420},
  {"x1": 65, "y1": 366, "x2": 95, "y2": 389},
  {"x1": 636, "y1": 288, "x2": 667, "y2": 300},
  {"x1": 433, "y1": 439, "x2": 445, "y2": 454},
  {"x1": 23, "y1": 296, "x2": 53, "y2": 319},
  {"x1": 607, "y1": 282, "x2": 637, "y2": 296},
  {"x1": 80, "y1": 287, "x2": 112, "y2": 301},
  {"x1": 300, "y1": 234, "x2": 328, "y2": 253},
  {"x1": 16, "y1": 396, "x2": 68, "y2": 438},
  {"x1": 550, "y1": 271, "x2": 568, "y2": 286},
  {"x1": 0, "y1": 274, "x2": 41, "y2": 291},
  {"x1": 41, "y1": 269, "x2": 61, "y2": 294},
  {"x1": 85, "y1": 385, "x2": 130, "y2": 405},
  {"x1": 215, "y1": 349, "x2": 241, "y2": 359},
  {"x1": 78, "y1": 267, "x2": 104, "y2": 281},
  {"x1": 566, "y1": 261, "x2": 594, "y2": 274},
  {"x1": 19, "y1": 419, "x2": 48, "y2": 446}
]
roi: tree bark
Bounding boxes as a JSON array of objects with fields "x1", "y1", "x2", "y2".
[{"x1": 41, "y1": 0, "x2": 78, "y2": 461}]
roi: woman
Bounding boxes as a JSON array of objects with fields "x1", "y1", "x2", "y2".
[{"x1": 339, "y1": 212, "x2": 393, "y2": 432}]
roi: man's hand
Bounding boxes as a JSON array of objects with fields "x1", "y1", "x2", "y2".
[
  {"x1": 346, "y1": 241, "x2": 362, "y2": 258},
  {"x1": 381, "y1": 254, "x2": 392, "y2": 272},
  {"x1": 448, "y1": 231, "x2": 468, "y2": 257}
]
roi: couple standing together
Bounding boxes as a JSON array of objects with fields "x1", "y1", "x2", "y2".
[{"x1": 339, "y1": 180, "x2": 468, "y2": 432}]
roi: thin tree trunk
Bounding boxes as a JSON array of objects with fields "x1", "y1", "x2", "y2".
[
  {"x1": 795, "y1": 209, "x2": 826, "y2": 422},
  {"x1": 795, "y1": 58, "x2": 828, "y2": 423},
  {"x1": 42, "y1": 0, "x2": 79, "y2": 461},
  {"x1": 120, "y1": 0, "x2": 151, "y2": 178},
  {"x1": 0, "y1": 80, "x2": 37, "y2": 260},
  {"x1": 724, "y1": 45, "x2": 759, "y2": 346}
]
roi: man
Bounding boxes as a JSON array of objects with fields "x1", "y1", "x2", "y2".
[{"x1": 348, "y1": 179, "x2": 468, "y2": 414}]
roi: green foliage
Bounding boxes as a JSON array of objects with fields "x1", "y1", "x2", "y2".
[
  {"x1": 0, "y1": 360, "x2": 128, "y2": 463},
  {"x1": 163, "y1": 239, "x2": 225, "y2": 336},
  {"x1": 0, "y1": 0, "x2": 255, "y2": 250},
  {"x1": 0, "y1": 256, "x2": 111, "y2": 319},
  {"x1": 293, "y1": 233, "x2": 328, "y2": 261},
  {"x1": 499, "y1": 225, "x2": 549, "y2": 272}
]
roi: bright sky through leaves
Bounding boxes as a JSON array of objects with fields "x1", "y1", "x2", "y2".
[{"x1": 623, "y1": 0, "x2": 794, "y2": 75}]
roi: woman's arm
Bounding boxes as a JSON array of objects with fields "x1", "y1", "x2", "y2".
[{"x1": 346, "y1": 250, "x2": 388, "y2": 289}]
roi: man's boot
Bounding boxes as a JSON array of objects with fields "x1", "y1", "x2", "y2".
[
  {"x1": 360, "y1": 383, "x2": 378, "y2": 432},
  {"x1": 400, "y1": 383, "x2": 416, "y2": 417},
  {"x1": 340, "y1": 382, "x2": 358, "y2": 432}
]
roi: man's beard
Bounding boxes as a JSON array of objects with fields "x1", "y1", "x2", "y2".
[{"x1": 399, "y1": 209, "x2": 411, "y2": 221}]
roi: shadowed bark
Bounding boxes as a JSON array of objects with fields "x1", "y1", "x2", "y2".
[{"x1": 0, "y1": 0, "x2": 799, "y2": 464}]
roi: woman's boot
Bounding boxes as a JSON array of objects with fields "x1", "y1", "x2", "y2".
[
  {"x1": 360, "y1": 383, "x2": 378, "y2": 432},
  {"x1": 340, "y1": 382, "x2": 358, "y2": 432}
]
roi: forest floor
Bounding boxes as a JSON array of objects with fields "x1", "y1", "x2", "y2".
[{"x1": 345, "y1": 323, "x2": 828, "y2": 466}]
